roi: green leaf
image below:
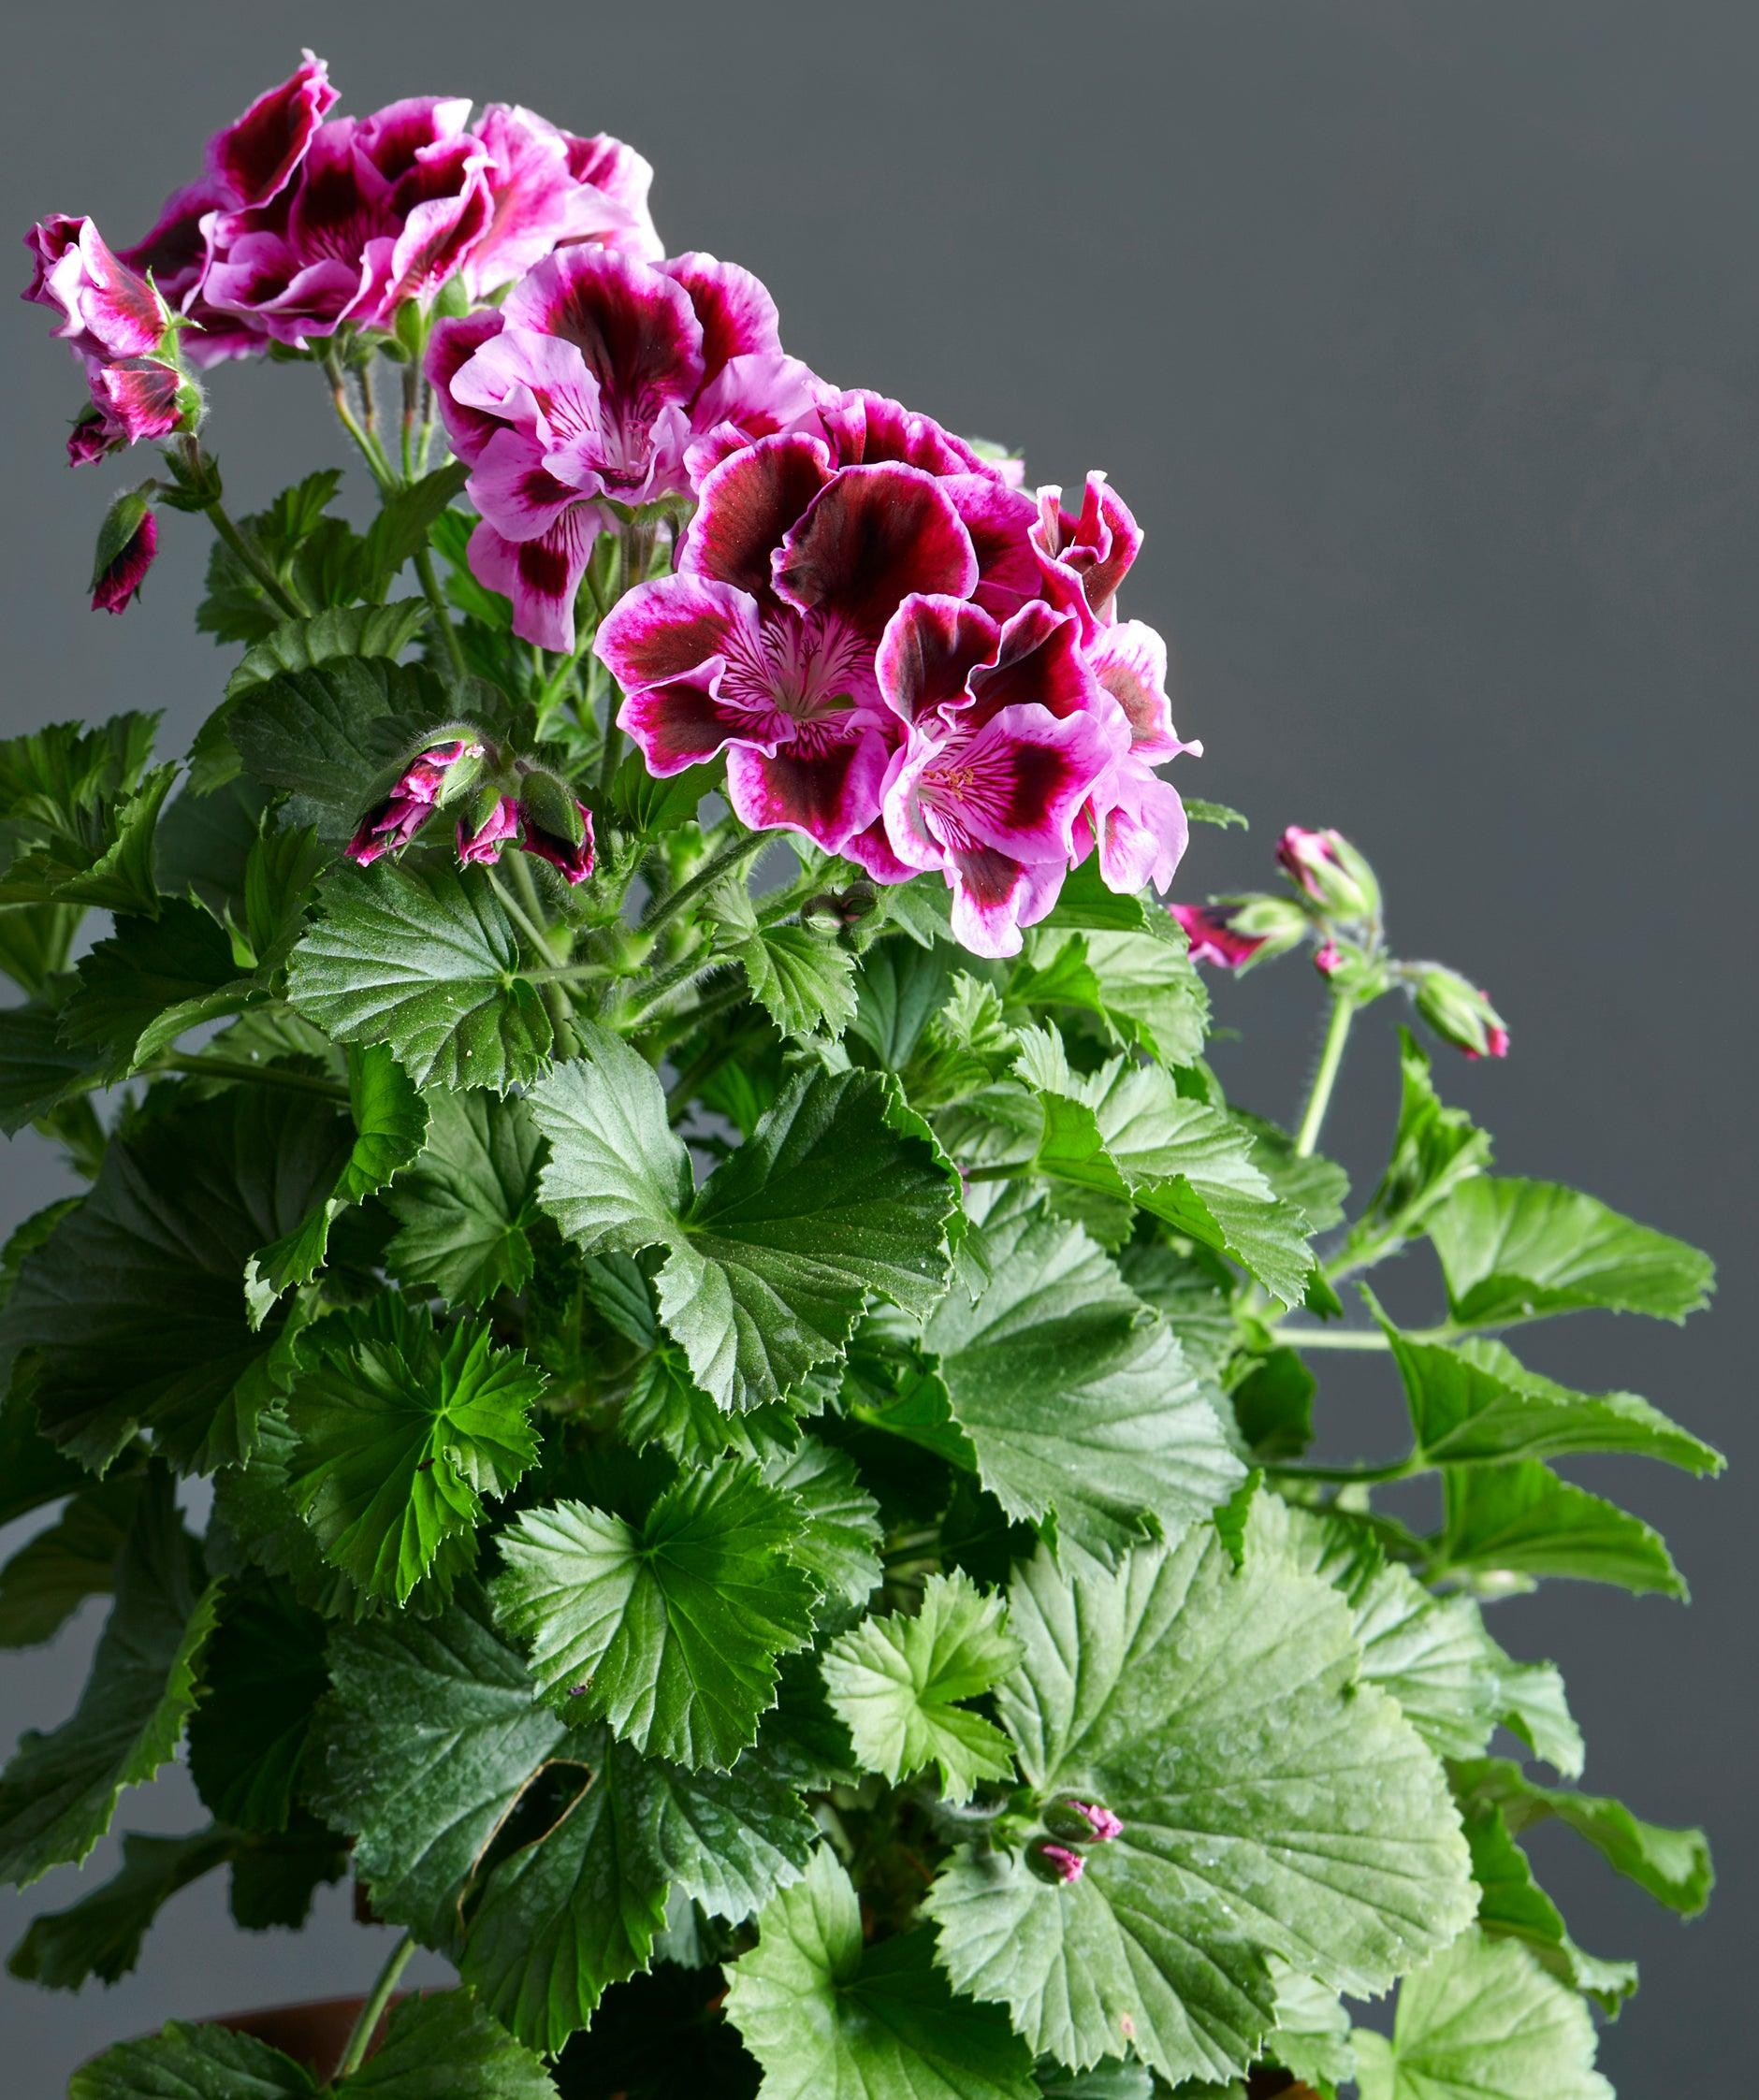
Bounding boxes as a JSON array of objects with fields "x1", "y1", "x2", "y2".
[
  {"x1": 0, "y1": 1473, "x2": 139, "y2": 1648},
  {"x1": 307, "y1": 1584, "x2": 565, "y2": 1944},
  {"x1": 621, "y1": 1732, "x2": 819, "y2": 1927},
  {"x1": 57, "y1": 899, "x2": 257, "y2": 1076},
  {"x1": 357, "y1": 461, "x2": 472, "y2": 594},
  {"x1": 185, "y1": 1576, "x2": 328, "y2": 1832},
  {"x1": 760, "y1": 1437, "x2": 881, "y2": 1621},
  {"x1": 923, "y1": 1494, "x2": 1475, "y2": 2087},
  {"x1": 0, "y1": 1090, "x2": 350, "y2": 1474},
  {"x1": 385, "y1": 1089, "x2": 545, "y2": 1306},
  {"x1": 1462, "y1": 1802, "x2": 1637, "y2": 2012},
  {"x1": 0, "y1": 994, "x2": 106, "y2": 1133},
  {"x1": 491, "y1": 1456, "x2": 821, "y2": 1768},
  {"x1": 531, "y1": 1031, "x2": 956, "y2": 1411},
  {"x1": 226, "y1": 658, "x2": 448, "y2": 844},
  {"x1": 724, "y1": 916, "x2": 858, "y2": 1042},
  {"x1": 287, "y1": 863, "x2": 553, "y2": 1092},
  {"x1": 1229, "y1": 1347, "x2": 1316, "y2": 1461},
  {"x1": 283, "y1": 1296, "x2": 542, "y2": 1603},
  {"x1": 1352, "y1": 1930, "x2": 1612, "y2": 2100},
  {"x1": 1239, "y1": 1116, "x2": 1350, "y2": 1235},
  {"x1": 7, "y1": 1825, "x2": 232, "y2": 1989},
  {"x1": 0, "y1": 900, "x2": 83, "y2": 997},
  {"x1": 1426, "y1": 1175, "x2": 1714, "y2": 1325},
  {"x1": 821, "y1": 1570, "x2": 1021, "y2": 1803},
  {"x1": 0, "y1": 715, "x2": 172, "y2": 918},
  {"x1": 922, "y1": 1190, "x2": 1244, "y2": 1561},
  {"x1": 1022, "y1": 1048, "x2": 1315, "y2": 1304},
  {"x1": 1375, "y1": 1304, "x2": 1722, "y2": 1473},
  {"x1": 341, "y1": 1988, "x2": 559, "y2": 2100},
  {"x1": 1184, "y1": 798, "x2": 1248, "y2": 830},
  {"x1": 1345, "y1": 1028, "x2": 1490, "y2": 1254},
  {"x1": 726, "y1": 1846, "x2": 1038, "y2": 2100},
  {"x1": 0, "y1": 1384, "x2": 86, "y2": 1523},
  {"x1": 622, "y1": 1347, "x2": 807, "y2": 1469},
  {"x1": 0, "y1": 1470, "x2": 222, "y2": 1884},
  {"x1": 68, "y1": 2020, "x2": 318, "y2": 2099},
  {"x1": 191, "y1": 602, "x2": 431, "y2": 793},
  {"x1": 1450, "y1": 1756, "x2": 1713, "y2": 1915},
  {"x1": 1496, "y1": 1658, "x2": 1583, "y2": 1779},
  {"x1": 1010, "y1": 928, "x2": 1209, "y2": 1067},
  {"x1": 1263, "y1": 1963, "x2": 1356, "y2": 2094},
  {"x1": 850, "y1": 937, "x2": 956, "y2": 1066},
  {"x1": 244, "y1": 1043, "x2": 429, "y2": 1321},
  {"x1": 1437, "y1": 1460, "x2": 1685, "y2": 1598}
]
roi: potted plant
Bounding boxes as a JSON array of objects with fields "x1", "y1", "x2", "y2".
[{"x1": 1, "y1": 52, "x2": 1717, "y2": 2100}]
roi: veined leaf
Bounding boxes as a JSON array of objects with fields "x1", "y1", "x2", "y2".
[
  {"x1": 185, "y1": 1576, "x2": 328, "y2": 1833},
  {"x1": 8, "y1": 1825, "x2": 232, "y2": 1990},
  {"x1": 0, "y1": 900, "x2": 83, "y2": 997},
  {"x1": 0, "y1": 1471, "x2": 221, "y2": 1885},
  {"x1": 385, "y1": 1089, "x2": 545, "y2": 1307},
  {"x1": 283, "y1": 1297, "x2": 543, "y2": 1603},
  {"x1": 922, "y1": 1189, "x2": 1243, "y2": 1562},
  {"x1": 0, "y1": 1472, "x2": 139, "y2": 1649},
  {"x1": 531, "y1": 1027, "x2": 957, "y2": 1411},
  {"x1": 1462, "y1": 1802, "x2": 1637, "y2": 2013},
  {"x1": 0, "y1": 995, "x2": 107, "y2": 1135},
  {"x1": 288, "y1": 863, "x2": 553, "y2": 1093},
  {"x1": 57, "y1": 899, "x2": 258, "y2": 1077},
  {"x1": 340, "y1": 1990, "x2": 558, "y2": 2099},
  {"x1": 1353, "y1": 1929, "x2": 1612, "y2": 2100},
  {"x1": 821, "y1": 1570, "x2": 1021, "y2": 1803},
  {"x1": 68, "y1": 2020, "x2": 318, "y2": 2099},
  {"x1": 491, "y1": 1457, "x2": 821, "y2": 1769},
  {"x1": 1344, "y1": 1028, "x2": 1490, "y2": 1256},
  {"x1": 760, "y1": 1437, "x2": 881, "y2": 1623},
  {"x1": 1437, "y1": 1460, "x2": 1685, "y2": 1598},
  {"x1": 1010, "y1": 927, "x2": 1209, "y2": 1068},
  {"x1": 0, "y1": 1089, "x2": 350, "y2": 1474},
  {"x1": 726, "y1": 1846, "x2": 1038, "y2": 2100},
  {"x1": 923, "y1": 1493, "x2": 1475, "y2": 2088},
  {"x1": 1426, "y1": 1175, "x2": 1713, "y2": 1326}
]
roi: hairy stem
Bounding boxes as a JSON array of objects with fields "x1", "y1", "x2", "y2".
[
  {"x1": 149, "y1": 1051, "x2": 348, "y2": 1102},
  {"x1": 414, "y1": 543, "x2": 467, "y2": 678},
  {"x1": 336, "y1": 1931, "x2": 415, "y2": 2078},
  {"x1": 1269, "y1": 1454, "x2": 1423, "y2": 1485},
  {"x1": 322, "y1": 353, "x2": 395, "y2": 492},
  {"x1": 644, "y1": 831, "x2": 771, "y2": 939},
  {"x1": 1293, "y1": 991, "x2": 1357, "y2": 1157},
  {"x1": 200, "y1": 499, "x2": 305, "y2": 619}
]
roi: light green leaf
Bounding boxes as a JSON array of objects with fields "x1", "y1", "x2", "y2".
[
  {"x1": 730, "y1": 920, "x2": 858, "y2": 1042},
  {"x1": 1344, "y1": 1028, "x2": 1490, "y2": 1257},
  {"x1": 923, "y1": 1190, "x2": 1244, "y2": 1562},
  {"x1": 923, "y1": 1494, "x2": 1475, "y2": 2087},
  {"x1": 531, "y1": 1030, "x2": 956, "y2": 1411},
  {"x1": 821, "y1": 1570, "x2": 1021, "y2": 1803},
  {"x1": 1462, "y1": 1801, "x2": 1638, "y2": 2012},
  {"x1": 288, "y1": 863, "x2": 553, "y2": 1093},
  {"x1": 622, "y1": 1347, "x2": 807, "y2": 1468},
  {"x1": 1450, "y1": 1756, "x2": 1712, "y2": 1916},
  {"x1": 0, "y1": 761, "x2": 176, "y2": 919},
  {"x1": 0, "y1": 1471, "x2": 221, "y2": 1885},
  {"x1": 1438, "y1": 1460, "x2": 1685, "y2": 1598},
  {"x1": 1426, "y1": 1175, "x2": 1713, "y2": 1326},
  {"x1": 1496, "y1": 1658, "x2": 1583, "y2": 1779},
  {"x1": 225, "y1": 658, "x2": 445, "y2": 843},
  {"x1": 385, "y1": 1090, "x2": 545, "y2": 1307},
  {"x1": 283, "y1": 1296, "x2": 542, "y2": 1603},
  {"x1": 726, "y1": 1846, "x2": 1038, "y2": 2100},
  {"x1": 1352, "y1": 1929, "x2": 1612, "y2": 2100},
  {"x1": 245, "y1": 1043, "x2": 429, "y2": 1323},
  {"x1": 0, "y1": 1473, "x2": 138, "y2": 1648},
  {"x1": 68, "y1": 2020, "x2": 318, "y2": 2099},
  {"x1": 307, "y1": 1585, "x2": 565, "y2": 1944},
  {"x1": 341, "y1": 1987, "x2": 558, "y2": 2099},
  {"x1": 0, "y1": 1090, "x2": 349, "y2": 1474},
  {"x1": 1263, "y1": 1962, "x2": 1356, "y2": 2093},
  {"x1": 761, "y1": 1437, "x2": 882, "y2": 1621},
  {"x1": 622, "y1": 1732, "x2": 819, "y2": 1925},
  {"x1": 850, "y1": 938, "x2": 956, "y2": 1066},
  {"x1": 1374, "y1": 1302, "x2": 1722, "y2": 1473},
  {"x1": 1010, "y1": 928, "x2": 1209, "y2": 1068},
  {"x1": 491, "y1": 1457, "x2": 821, "y2": 1768}
]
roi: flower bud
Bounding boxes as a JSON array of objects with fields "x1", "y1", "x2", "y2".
[
  {"x1": 458, "y1": 793, "x2": 520, "y2": 867},
  {"x1": 345, "y1": 740, "x2": 486, "y2": 868},
  {"x1": 1276, "y1": 825, "x2": 1380, "y2": 923},
  {"x1": 1027, "y1": 1841, "x2": 1086, "y2": 1887},
  {"x1": 1170, "y1": 896, "x2": 1307, "y2": 971},
  {"x1": 89, "y1": 488, "x2": 157, "y2": 615},
  {"x1": 1043, "y1": 1797, "x2": 1124, "y2": 1845},
  {"x1": 516, "y1": 769, "x2": 595, "y2": 886},
  {"x1": 1411, "y1": 964, "x2": 1509, "y2": 1060}
]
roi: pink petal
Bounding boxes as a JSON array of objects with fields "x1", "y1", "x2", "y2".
[
  {"x1": 663, "y1": 252, "x2": 780, "y2": 386},
  {"x1": 680, "y1": 430, "x2": 833, "y2": 601},
  {"x1": 945, "y1": 847, "x2": 1068, "y2": 960},
  {"x1": 502, "y1": 245, "x2": 703, "y2": 413},
  {"x1": 468, "y1": 427, "x2": 588, "y2": 544},
  {"x1": 725, "y1": 718, "x2": 896, "y2": 854},
  {"x1": 598, "y1": 572, "x2": 755, "y2": 691},
  {"x1": 685, "y1": 353, "x2": 829, "y2": 484},
  {"x1": 967, "y1": 601, "x2": 1104, "y2": 726},
  {"x1": 467, "y1": 510, "x2": 601, "y2": 653},
  {"x1": 1092, "y1": 760, "x2": 1190, "y2": 895},
  {"x1": 773, "y1": 465, "x2": 978, "y2": 637},
  {"x1": 876, "y1": 593, "x2": 1000, "y2": 729},
  {"x1": 1086, "y1": 618, "x2": 1195, "y2": 760},
  {"x1": 204, "y1": 51, "x2": 338, "y2": 209},
  {"x1": 1032, "y1": 471, "x2": 1142, "y2": 634},
  {"x1": 426, "y1": 309, "x2": 507, "y2": 461},
  {"x1": 817, "y1": 388, "x2": 986, "y2": 475},
  {"x1": 943, "y1": 472, "x2": 1041, "y2": 619},
  {"x1": 618, "y1": 666, "x2": 789, "y2": 775}
]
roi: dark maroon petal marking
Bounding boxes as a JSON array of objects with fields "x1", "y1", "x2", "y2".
[
  {"x1": 773, "y1": 465, "x2": 977, "y2": 636},
  {"x1": 876, "y1": 593, "x2": 999, "y2": 728},
  {"x1": 818, "y1": 387, "x2": 986, "y2": 475},
  {"x1": 967, "y1": 602, "x2": 1100, "y2": 725},
  {"x1": 205, "y1": 52, "x2": 338, "y2": 209},
  {"x1": 664, "y1": 252, "x2": 781, "y2": 387},
  {"x1": 681, "y1": 432, "x2": 833, "y2": 601}
]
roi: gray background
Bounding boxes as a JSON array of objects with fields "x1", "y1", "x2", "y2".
[{"x1": 2, "y1": 0, "x2": 1752, "y2": 2088}]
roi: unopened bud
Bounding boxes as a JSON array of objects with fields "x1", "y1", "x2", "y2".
[
  {"x1": 458, "y1": 792, "x2": 519, "y2": 867},
  {"x1": 1411, "y1": 964, "x2": 1509, "y2": 1060},
  {"x1": 1027, "y1": 1841, "x2": 1086, "y2": 1887},
  {"x1": 89, "y1": 486, "x2": 157, "y2": 614},
  {"x1": 1043, "y1": 1797, "x2": 1124, "y2": 1845},
  {"x1": 1171, "y1": 895, "x2": 1307, "y2": 971},
  {"x1": 1277, "y1": 826, "x2": 1380, "y2": 923},
  {"x1": 515, "y1": 769, "x2": 595, "y2": 886}
]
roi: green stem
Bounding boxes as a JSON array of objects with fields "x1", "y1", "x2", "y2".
[
  {"x1": 1269, "y1": 1455, "x2": 1423, "y2": 1485},
  {"x1": 960, "y1": 1156, "x2": 1032, "y2": 1185},
  {"x1": 322, "y1": 354, "x2": 395, "y2": 492},
  {"x1": 414, "y1": 543, "x2": 467, "y2": 679},
  {"x1": 1277, "y1": 1319, "x2": 1470, "y2": 1352},
  {"x1": 636, "y1": 975, "x2": 748, "y2": 1048},
  {"x1": 201, "y1": 500, "x2": 305, "y2": 619},
  {"x1": 644, "y1": 831, "x2": 771, "y2": 939},
  {"x1": 1293, "y1": 992, "x2": 1357, "y2": 1157},
  {"x1": 491, "y1": 870, "x2": 560, "y2": 963},
  {"x1": 149, "y1": 1052, "x2": 347, "y2": 1102},
  {"x1": 619, "y1": 949, "x2": 720, "y2": 1026},
  {"x1": 336, "y1": 1931, "x2": 415, "y2": 2078}
]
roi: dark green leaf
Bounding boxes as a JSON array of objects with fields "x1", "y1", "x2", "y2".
[
  {"x1": 7, "y1": 1826, "x2": 231, "y2": 1989},
  {"x1": 342, "y1": 1988, "x2": 559, "y2": 2099},
  {"x1": 58, "y1": 899, "x2": 256, "y2": 1077},
  {"x1": 385, "y1": 1089, "x2": 545, "y2": 1307},
  {"x1": 0, "y1": 994, "x2": 107, "y2": 1133},
  {"x1": 186, "y1": 1576, "x2": 329, "y2": 1832},
  {"x1": 0, "y1": 901, "x2": 83, "y2": 997},
  {"x1": 0, "y1": 1472, "x2": 139, "y2": 1648},
  {"x1": 358, "y1": 462, "x2": 472, "y2": 595},
  {"x1": 67, "y1": 2020, "x2": 318, "y2": 2099}
]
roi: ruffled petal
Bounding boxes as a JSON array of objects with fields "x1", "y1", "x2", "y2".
[
  {"x1": 944, "y1": 848, "x2": 1067, "y2": 959},
  {"x1": 875, "y1": 592, "x2": 1000, "y2": 729},
  {"x1": 816, "y1": 387, "x2": 986, "y2": 475},
  {"x1": 467, "y1": 509, "x2": 601, "y2": 653},
  {"x1": 680, "y1": 429, "x2": 833, "y2": 600},
  {"x1": 1085, "y1": 617, "x2": 1196, "y2": 760},
  {"x1": 967, "y1": 601, "x2": 1104, "y2": 726},
  {"x1": 425, "y1": 309, "x2": 507, "y2": 460},
  {"x1": 663, "y1": 252, "x2": 781, "y2": 386},
  {"x1": 204, "y1": 51, "x2": 338, "y2": 209},
  {"x1": 773, "y1": 464, "x2": 978, "y2": 636},
  {"x1": 598, "y1": 572, "x2": 757, "y2": 691},
  {"x1": 942, "y1": 472, "x2": 1040, "y2": 619},
  {"x1": 1092, "y1": 760, "x2": 1190, "y2": 895},
  {"x1": 725, "y1": 717, "x2": 896, "y2": 854},
  {"x1": 618, "y1": 666, "x2": 790, "y2": 773},
  {"x1": 1031, "y1": 471, "x2": 1142, "y2": 633},
  {"x1": 502, "y1": 244, "x2": 703, "y2": 413},
  {"x1": 468, "y1": 426, "x2": 587, "y2": 544}
]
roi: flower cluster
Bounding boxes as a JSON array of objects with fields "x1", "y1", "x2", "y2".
[
  {"x1": 594, "y1": 401, "x2": 1199, "y2": 954},
  {"x1": 346, "y1": 740, "x2": 595, "y2": 885}
]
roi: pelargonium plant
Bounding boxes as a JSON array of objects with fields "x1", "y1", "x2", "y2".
[{"x1": 0, "y1": 53, "x2": 1719, "y2": 2100}]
